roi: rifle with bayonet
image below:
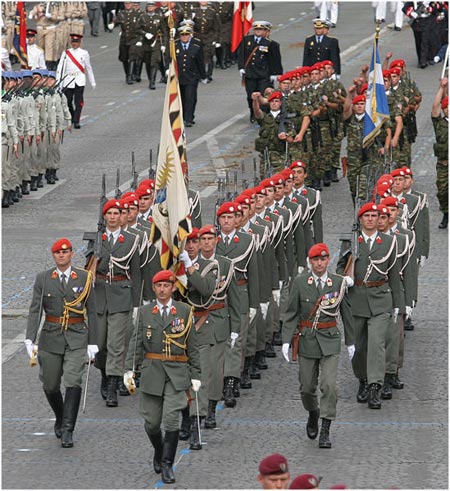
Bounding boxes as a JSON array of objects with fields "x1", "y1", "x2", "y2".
[
  {"x1": 214, "y1": 177, "x2": 225, "y2": 227},
  {"x1": 131, "y1": 151, "x2": 138, "y2": 191},
  {"x1": 344, "y1": 175, "x2": 361, "y2": 279},
  {"x1": 114, "y1": 168, "x2": 122, "y2": 198},
  {"x1": 263, "y1": 146, "x2": 273, "y2": 178},
  {"x1": 241, "y1": 160, "x2": 248, "y2": 191},
  {"x1": 149, "y1": 148, "x2": 156, "y2": 179},
  {"x1": 253, "y1": 157, "x2": 260, "y2": 186}
]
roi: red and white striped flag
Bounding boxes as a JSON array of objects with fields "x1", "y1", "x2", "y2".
[{"x1": 231, "y1": 1, "x2": 253, "y2": 53}]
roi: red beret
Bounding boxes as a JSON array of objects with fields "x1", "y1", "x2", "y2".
[
  {"x1": 381, "y1": 196, "x2": 399, "y2": 208},
  {"x1": 241, "y1": 188, "x2": 256, "y2": 199},
  {"x1": 118, "y1": 198, "x2": 130, "y2": 210},
  {"x1": 135, "y1": 185, "x2": 153, "y2": 198},
  {"x1": 258, "y1": 454, "x2": 289, "y2": 475},
  {"x1": 377, "y1": 204, "x2": 390, "y2": 215},
  {"x1": 51, "y1": 238, "x2": 72, "y2": 253},
  {"x1": 382, "y1": 69, "x2": 391, "y2": 79},
  {"x1": 352, "y1": 94, "x2": 366, "y2": 104},
  {"x1": 441, "y1": 96, "x2": 448, "y2": 109},
  {"x1": 402, "y1": 166, "x2": 413, "y2": 177},
  {"x1": 310, "y1": 62, "x2": 322, "y2": 72},
  {"x1": 281, "y1": 168, "x2": 294, "y2": 180},
  {"x1": 322, "y1": 59, "x2": 333, "y2": 67},
  {"x1": 70, "y1": 33, "x2": 83, "y2": 40},
  {"x1": 26, "y1": 28, "x2": 37, "y2": 36},
  {"x1": 358, "y1": 202, "x2": 379, "y2": 217},
  {"x1": 377, "y1": 182, "x2": 391, "y2": 198},
  {"x1": 278, "y1": 73, "x2": 292, "y2": 82},
  {"x1": 216, "y1": 201, "x2": 237, "y2": 217},
  {"x1": 390, "y1": 67, "x2": 401, "y2": 76},
  {"x1": 235, "y1": 195, "x2": 251, "y2": 206},
  {"x1": 102, "y1": 199, "x2": 122, "y2": 215},
  {"x1": 308, "y1": 242, "x2": 329, "y2": 259},
  {"x1": 153, "y1": 270, "x2": 176, "y2": 284},
  {"x1": 123, "y1": 195, "x2": 139, "y2": 207},
  {"x1": 377, "y1": 174, "x2": 394, "y2": 186},
  {"x1": 389, "y1": 59, "x2": 405, "y2": 69},
  {"x1": 289, "y1": 474, "x2": 322, "y2": 489},
  {"x1": 268, "y1": 91, "x2": 283, "y2": 102},
  {"x1": 254, "y1": 185, "x2": 266, "y2": 195},
  {"x1": 391, "y1": 168, "x2": 405, "y2": 178},
  {"x1": 290, "y1": 160, "x2": 307, "y2": 170},
  {"x1": 199, "y1": 224, "x2": 218, "y2": 236},
  {"x1": 187, "y1": 227, "x2": 200, "y2": 240},
  {"x1": 360, "y1": 83, "x2": 368, "y2": 94},
  {"x1": 233, "y1": 201, "x2": 243, "y2": 213},
  {"x1": 260, "y1": 177, "x2": 276, "y2": 188},
  {"x1": 139, "y1": 179, "x2": 155, "y2": 189},
  {"x1": 302, "y1": 66, "x2": 312, "y2": 74},
  {"x1": 121, "y1": 191, "x2": 138, "y2": 199}
]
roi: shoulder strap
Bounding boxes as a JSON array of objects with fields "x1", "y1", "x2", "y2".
[
  {"x1": 244, "y1": 46, "x2": 259, "y2": 69},
  {"x1": 65, "y1": 49, "x2": 85, "y2": 74}
]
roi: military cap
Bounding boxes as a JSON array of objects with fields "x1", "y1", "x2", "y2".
[
  {"x1": 376, "y1": 174, "x2": 392, "y2": 198},
  {"x1": 32, "y1": 69, "x2": 43, "y2": 77},
  {"x1": 2, "y1": 71, "x2": 11, "y2": 79},
  {"x1": 199, "y1": 224, "x2": 218, "y2": 236},
  {"x1": 241, "y1": 188, "x2": 256, "y2": 199},
  {"x1": 179, "y1": 19, "x2": 195, "y2": 27},
  {"x1": 377, "y1": 204, "x2": 390, "y2": 216},
  {"x1": 312, "y1": 19, "x2": 325, "y2": 28},
  {"x1": 135, "y1": 185, "x2": 153, "y2": 198},
  {"x1": 16, "y1": 72, "x2": 23, "y2": 79},
  {"x1": 272, "y1": 173, "x2": 285, "y2": 183},
  {"x1": 260, "y1": 177, "x2": 276, "y2": 189},
  {"x1": 139, "y1": 178, "x2": 155, "y2": 189},
  {"x1": 233, "y1": 202, "x2": 243, "y2": 213},
  {"x1": 390, "y1": 66, "x2": 401, "y2": 76},
  {"x1": 391, "y1": 168, "x2": 405, "y2": 178},
  {"x1": 8, "y1": 72, "x2": 17, "y2": 79},
  {"x1": 389, "y1": 59, "x2": 405, "y2": 69},
  {"x1": 119, "y1": 198, "x2": 130, "y2": 210},
  {"x1": 380, "y1": 196, "x2": 399, "y2": 208},
  {"x1": 322, "y1": 19, "x2": 332, "y2": 28},
  {"x1": 121, "y1": 191, "x2": 138, "y2": 200},
  {"x1": 252, "y1": 21, "x2": 270, "y2": 30},
  {"x1": 48, "y1": 71, "x2": 56, "y2": 79},
  {"x1": 322, "y1": 59, "x2": 334, "y2": 67},
  {"x1": 216, "y1": 201, "x2": 237, "y2": 216},
  {"x1": 358, "y1": 202, "x2": 378, "y2": 218},
  {"x1": 153, "y1": 270, "x2": 175, "y2": 284},
  {"x1": 187, "y1": 227, "x2": 200, "y2": 240},
  {"x1": 254, "y1": 184, "x2": 265, "y2": 195},
  {"x1": 178, "y1": 26, "x2": 193, "y2": 34},
  {"x1": 69, "y1": 33, "x2": 83, "y2": 40},
  {"x1": 310, "y1": 62, "x2": 323, "y2": 72},
  {"x1": 441, "y1": 96, "x2": 448, "y2": 109},
  {"x1": 360, "y1": 83, "x2": 368, "y2": 94},
  {"x1": 260, "y1": 20, "x2": 272, "y2": 29},
  {"x1": 51, "y1": 238, "x2": 73, "y2": 253},
  {"x1": 290, "y1": 160, "x2": 307, "y2": 170},
  {"x1": 281, "y1": 168, "x2": 294, "y2": 180},
  {"x1": 382, "y1": 69, "x2": 391, "y2": 79},
  {"x1": 258, "y1": 453, "x2": 289, "y2": 475},
  {"x1": 267, "y1": 91, "x2": 283, "y2": 102},
  {"x1": 278, "y1": 72, "x2": 292, "y2": 83},
  {"x1": 302, "y1": 66, "x2": 312, "y2": 75},
  {"x1": 308, "y1": 243, "x2": 329, "y2": 259},
  {"x1": 123, "y1": 194, "x2": 139, "y2": 207},
  {"x1": 26, "y1": 28, "x2": 38, "y2": 36},
  {"x1": 289, "y1": 473, "x2": 322, "y2": 489},
  {"x1": 235, "y1": 195, "x2": 251, "y2": 206},
  {"x1": 352, "y1": 94, "x2": 366, "y2": 104},
  {"x1": 102, "y1": 199, "x2": 122, "y2": 215},
  {"x1": 402, "y1": 166, "x2": 413, "y2": 177}
]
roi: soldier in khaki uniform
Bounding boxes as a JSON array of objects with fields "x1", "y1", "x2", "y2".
[
  {"x1": 2, "y1": 2, "x2": 16, "y2": 56},
  {"x1": 25, "y1": 238, "x2": 98, "y2": 448},
  {"x1": 282, "y1": 243, "x2": 354, "y2": 449},
  {"x1": 124, "y1": 270, "x2": 200, "y2": 484}
]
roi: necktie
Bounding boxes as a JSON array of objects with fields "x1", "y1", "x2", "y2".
[
  {"x1": 109, "y1": 233, "x2": 114, "y2": 247},
  {"x1": 161, "y1": 305, "x2": 168, "y2": 322},
  {"x1": 61, "y1": 273, "x2": 67, "y2": 290},
  {"x1": 183, "y1": 43, "x2": 187, "y2": 50},
  {"x1": 367, "y1": 237, "x2": 372, "y2": 249},
  {"x1": 317, "y1": 278, "x2": 323, "y2": 291},
  {"x1": 224, "y1": 236, "x2": 230, "y2": 246}
]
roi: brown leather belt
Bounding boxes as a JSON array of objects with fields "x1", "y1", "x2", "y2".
[
  {"x1": 193, "y1": 302, "x2": 226, "y2": 317},
  {"x1": 355, "y1": 280, "x2": 386, "y2": 288},
  {"x1": 46, "y1": 315, "x2": 84, "y2": 324},
  {"x1": 236, "y1": 279, "x2": 248, "y2": 286},
  {"x1": 299, "y1": 320, "x2": 337, "y2": 329},
  {"x1": 144, "y1": 353, "x2": 188, "y2": 362},
  {"x1": 96, "y1": 273, "x2": 128, "y2": 282}
]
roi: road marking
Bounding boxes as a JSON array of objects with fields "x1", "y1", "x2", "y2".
[
  {"x1": 20, "y1": 180, "x2": 66, "y2": 199},
  {"x1": 2, "y1": 333, "x2": 25, "y2": 364}
]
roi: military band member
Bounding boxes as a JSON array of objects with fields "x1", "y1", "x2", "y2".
[
  {"x1": 282, "y1": 243, "x2": 354, "y2": 449},
  {"x1": 56, "y1": 33, "x2": 96, "y2": 129},
  {"x1": 25, "y1": 238, "x2": 98, "y2": 448},
  {"x1": 123, "y1": 270, "x2": 200, "y2": 484}
]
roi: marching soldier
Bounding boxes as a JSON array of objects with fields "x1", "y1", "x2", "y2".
[
  {"x1": 25, "y1": 238, "x2": 98, "y2": 448},
  {"x1": 282, "y1": 243, "x2": 354, "y2": 448},
  {"x1": 26, "y1": 29, "x2": 47, "y2": 69},
  {"x1": 214, "y1": 2, "x2": 233, "y2": 69},
  {"x1": 56, "y1": 33, "x2": 96, "y2": 129},
  {"x1": 136, "y1": 179, "x2": 155, "y2": 223},
  {"x1": 123, "y1": 270, "x2": 200, "y2": 484}
]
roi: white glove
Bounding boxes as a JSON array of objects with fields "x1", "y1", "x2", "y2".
[
  {"x1": 123, "y1": 370, "x2": 136, "y2": 394},
  {"x1": 165, "y1": 69, "x2": 169, "y2": 76},
  {"x1": 170, "y1": 27, "x2": 176, "y2": 37},
  {"x1": 279, "y1": 280, "x2": 284, "y2": 290},
  {"x1": 410, "y1": 11, "x2": 418, "y2": 19},
  {"x1": 298, "y1": 266, "x2": 304, "y2": 275},
  {"x1": 201, "y1": 78, "x2": 208, "y2": 84},
  {"x1": 145, "y1": 32, "x2": 154, "y2": 40},
  {"x1": 164, "y1": 9, "x2": 173, "y2": 17},
  {"x1": 270, "y1": 75, "x2": 278, "y2": 84},
  {"x1": 28, "y1": 12, "x2": 34, "y2": 20},
  {"x1": 178, "y1": 250, "x2": 193, "y2": 268},
  {"x1": 336, "y1": 74, "x2": 341, "y2": 80},
  {"x1": 419, "y1": 256, "x2": 427, "y2": 268},
  {"x1": 132, "y1": 306, "x2": 139, "y2": 321},
  {"x1": 191, "y1": 379, "x2": 201, "y2": 392},
  {"x1": 412, "y1": 300, "x2": 416, "y2": 308},
  {"x1": 282, "y1": 343, "x2": 290, "y2": 362},
  {"x1": 87, "y1": 344, "x2": 99, "y2": 361},
  {"x1": 161, "y1": 45, "x2": 166, "y2": 53},
  {"x1": 230, "y1": 332, "x2": 239, "y2": 349},
  {"x1": 434, "y1": 55, "x2": 441, "y2": 63},
  {"x1": 111, "y1": 9, "x2": 116, "y2": 15},
  {"x1": 344, "y1": 276, "x2": 354, "y2": 288},
  {"x1": 405, "y1": 306, "x2": 413, "y2": 320},
  {"x1": 45, "y1": 12, "x2": 52, "y2": 18},
  {"x1": 249, "y1": 307, "x2": 257, "y2": 322},
  {"x1": 24, "y1": 339, "x2": 37, "y2": 359},
  {"x1": 272, "y1": 289, "x2": 281, "y2": 306},
  {"x1": 260, "y1": 302, "x2": 269, "y2": 320},
  {"x1": 107, "y1": 22, "x2": 114, "y2": 30},
  {"x1": 239, "y1": 68, "x2": 245, "y2": 77},
  {"x1": 347, "y1": 344, "x2": 355, "y2": 360},
  {"x1": 214, "y1": 42, "x2": 221, "y2": 48},
  {"x1": 135, "y1": 41, "x2": 143, "y2": 47},
  {"x1": 91, "y1": 84, "x2": 96, "y2": 90},
  {"x1": 393, "y1": 307, "x2": 400, "y2": 323}
]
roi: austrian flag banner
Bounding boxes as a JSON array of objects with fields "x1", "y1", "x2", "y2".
[
  {"x1": 231, "y1": 1, "x2": 253, "y2": 52},
  {"x1": 13, "y1": 2, "x2": 28, "y2": 67}
]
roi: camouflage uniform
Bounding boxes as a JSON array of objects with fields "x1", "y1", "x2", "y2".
[
  {"x1": 432, "y1": 115, "x2": 448, "y2": 213},
  {"x1": 386, "y1": 90, "x2": 405, "y2": 169},
  {"x1": 326, "y1": 78, "x2": 347, "y2": 175},
  {"x1": 255, "y1": 111, "x2": 286, "y2": 176}
]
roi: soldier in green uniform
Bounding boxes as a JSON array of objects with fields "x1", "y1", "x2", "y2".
[
  {"x1": 282, "y1": 243, "x2": 354, "y2": 449},
  {"x1": 25, "y1": 238, "x2": 98, "y2": 448},
  {"x1": 123, "y1": 270, "x2": 200, "y2": 484},
  {"x1": 431, "y1": 77, "x2": 448, "y2": 229},
  {"x1": 383, "y1": 68, "x2": 404, "y2": 170},
  {"x1": 213, "y1": 1, "x2": 233, "y2": 69},
  {"x1": 115, "y1": 2, "x2": 142, "y2": 84}
]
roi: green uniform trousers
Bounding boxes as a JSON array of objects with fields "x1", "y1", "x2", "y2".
[
  {"x1": 436, "y1": 160, "x2": 448, "y2": 213},
  {"x1": 97, "y1": 310, "x2": 130, "y2": 377},
  {"x1": 208, "y1": 340, "x2": 226, "y2": 401},
  {"x1": 189, "y1": 343, "x2": 211, "y2": 417},
  {"x1": 385, "y1": 316, "x2": 404, "y2": 373},
  {"x1": 224, "y1": 312, "x2": 249, "y2": 378}
]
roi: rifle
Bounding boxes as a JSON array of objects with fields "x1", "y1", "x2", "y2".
[
  {"x1": 115, "y1": 168, "x2": 122, "y2": 198},
  {"x1": 214, "y1": 177, "x2": 225, "y2": 227},
  {"x1": 131, "y1": 151, "x2": 138, "y2": 191},
  {"x1": 149, "y1": 148, "x2": 156, "y2": 179},
  {"x1": 225, "y1": 170, "x2": 233, "y2": 201},
  {"x1": 403, "y1": 71, "x2": 418, "y2": 144},
  {"x1": 344, "y1": 175, "x2": 361, "y2": 279},
  {"x1": 253, "y1": 157, "x2": 260, "y2": 186},
  {"x1": 232, "y1": 170, "x2": 238, "y2": 199},
  {"x1": 310, "y1": 116, "x2": 322, "y2": 150},
  {"x1": 263, "y1": 146, "x2": 273, "y2": 178},
  {"x1": 241, "y1": 160, "x2": 248, "y2": 191}
]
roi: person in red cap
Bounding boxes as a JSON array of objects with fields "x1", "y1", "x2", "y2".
[
  {"x1": 26, "y1": 28, "x2": 46, "y2": 70},
  {"x1": 282, "y1": 243, "x2": 354, "y2": 449},
  {"x1": 91, "y1": 198, "x2": 142, "y2": 408},
  {"x1": 25, "y1": 238, "x2": 98, "y2": 448},
  {"x1": 123, "y1": 269, "x2": 200, "y2": 485},
  {"x1": 337, "y1": 202, "x2": 402, "y2": 410},
  {"x1": 136, "y1": 182, "x2": 155, "y2": 223},
  {"x1": 257, "y1": 453, "x2": 290, "y2": 489},
  {"x1": 289, "y1": 473, "x2": 321, "y2": 489},
  {"x1": 431, "y1": 77, "x2": 449, "y2": 229}
]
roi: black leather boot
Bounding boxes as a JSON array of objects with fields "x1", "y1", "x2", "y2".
[
  {"x1": 306, "y1": 409, "x2": 320, "y2": 440},
  {"x1": 312, "y1": 178, "x2": 323, "y2": 191},
  {"x1": 11, "y1": 188, "x2": 19, "y2": 202},
  {"x1": 21, "y1": 180, "x2": 30, "y2": 195},
  {"x1": 389, "y1": 371, "x2": 404, "y2": 389},
  {"x1": 100, "y1": 368, "x2": 108, "y2": 400},
  {"x1": 37, "y1": 173, "x2": 44, "y2": 188},
  {"x1": 330, "y1": 168, "x2": 339, "y2": 182},
  {"x1": 205, "y1": 400, "x2": 217, "y2": 429},
  {"x1": 404, "y1": 317, "x2": 414, "y2": 330},
  {"x1": 220, "y1": 47, "x2": 227, "y2": 69},
  {"x1": 249, "y1": 356, "x2": 261, "y2": 379},
  {"x1": 223, "y1": 377, "x2": 236, "y2": 408},
  {"x1": 30, "y1": 176, "x2": 38, "y2": 191},
  {"x1": 46, "y1": 170, "x2": 55, "y2": 185},
  {"x1": 381, "y1": 374, "x2": 392, "y2": 400},
  {"x1": 7, "y1": 190, "x2": 14, "y2": 206},
  {"x1": 44, "y1": 389, "x2": 64, "y2": 438},
  {"x1": 2, "y1": 191, "x2": 9, "y2": 208},
  {"x1": 368, "y1": 383, "x2": 382, "y2": 409},
  {"x1": 179, "y1": 406, "x2": 191, "y2": 440},
  {"x1": 145, "y1": 425, "x2": 163, "y2": 474},
  {"x1": 61, "y1": 387, "x2": 82, "y2": 448},
  {"x1": 357, "y1": 378, "x2": 369, "y2": 403},
  {"x1": 233, "y1": 377, "x2": 240, "y2": 397},
  {"x1": 149, "y1": 67, "x2": 157, "y2": 90},
  {"x1": 119, "y1": 379, "x2": 131, "y2": 396},
  {"x1": 134, "y1": 60, "x2": 142, "y2": 82},
  {"x1": 53, "y1": 169, "x2": 59, "y2": 181},
  {"x1": 319, "y1": 418, "x2": 332, "y2": 448},
  {"x1": 127, "y1": 62, "x2": 135, "y2": 84},
  {"x1": 189, "y1": 416, "x2": 202, "y2": 450},
  {"x1": 161, "y1": 430, "x2": 179, "y2": 483},
  {"x1": 273, "y1": 331, "x2": 283, "y2": 346},
  {"x1": 323, "y1": 170, "x2": 331, "y2": 187},
  {"x1": 265, "y1": 341, "x2": 276, "y2": 358},
  {"x1": 15, "y1": 186, "x2": 22, "y2": 199},
  {"x1": 106, "y1": 376, "x2": 118, "y2": 407},
  {"x1": 439, "y1": 212, "x2": 448, "y2": 229},
  {"x1": 255, "y1": 350, "x2": 268, "y2": 369},
  {"x1": 240, "y1": 358, "x2": 252, "y2": 389}
]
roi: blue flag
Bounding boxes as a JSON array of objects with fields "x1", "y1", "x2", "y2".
[{"x1": 363, "y1": 38, "x2": 389, "y2": 148}]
